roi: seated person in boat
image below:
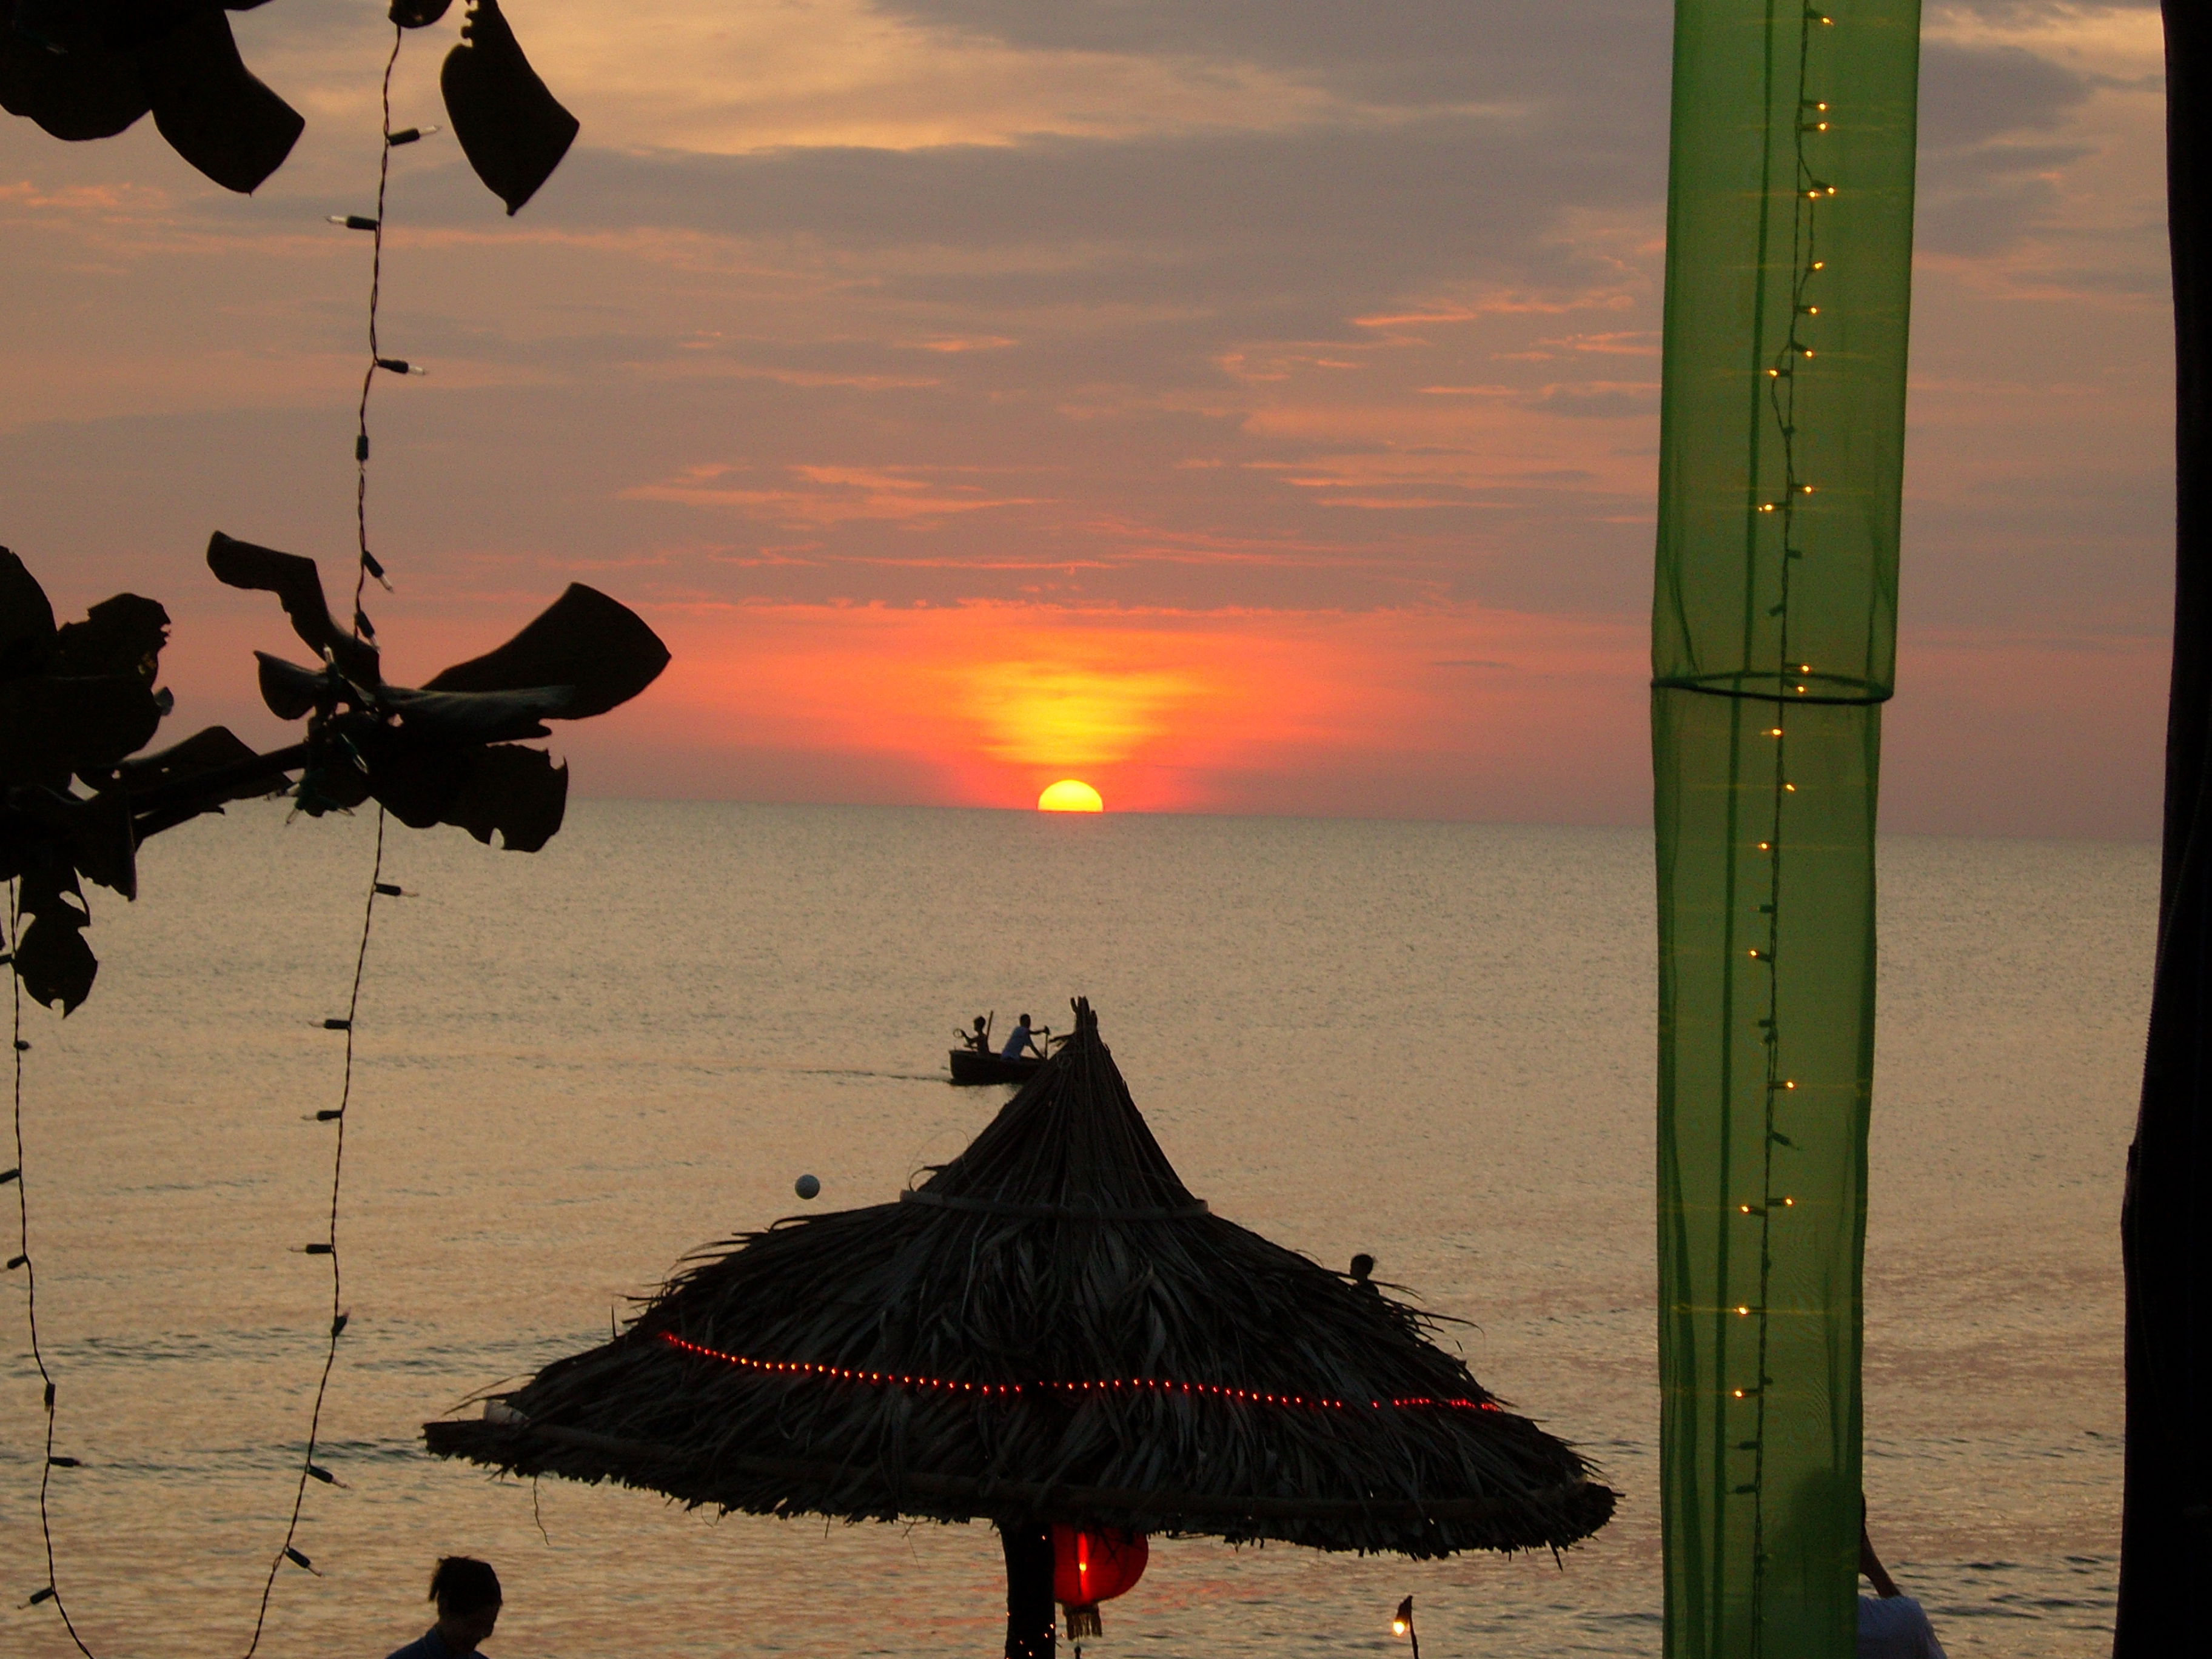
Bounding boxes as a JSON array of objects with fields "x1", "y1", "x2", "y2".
[
  {"x1": 1001, "y1": 1013, "x2": 1044, "y2": 1061},
  {"x1": 959, "y1": 1014, "x2": 990, "y2": 1053}
]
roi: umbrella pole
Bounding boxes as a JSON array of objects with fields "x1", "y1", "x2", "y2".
[{"x1": 998, "y1": 1521, "x2": 1056, "y2": 1658}]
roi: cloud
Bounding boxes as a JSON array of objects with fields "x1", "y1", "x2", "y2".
[
  {"x1": 627, "y1": 461, "x2": 1044, "y2": 526},
  {"x1": 547, "y1": 597, "x2": 1651, "y2": 816},
  {"x1": 0, "y1": 0, "x2": 2176, "y2": 833},
  {"x1": 384, "y1": 113, "x2": 1654, "y2": 319},
  {"x1": 876, "y1": 0, "x2": 1672, "y2": 113},
  {"x1": 1527, "y1": 382, "x2": 1661, "y2": 419},
  {"x1": 1914, "y1": 38, "x2": 2098, "y2": 255},
  {"x1": 1919, "y1": 38, "x2": 2093, "y2": 149}
]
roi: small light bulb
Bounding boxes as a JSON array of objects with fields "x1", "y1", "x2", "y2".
[
  {"x1": 1807, "y1": 305, "x2": 1819, "y2": 314},
  {"x1": 1826, "y1": 186, "x2": 1837, "y2": 195},
  {"x1": 1737, "y1": 1305, "x2": 1751, "y2": 1315},
  {"x1": 1817, "y1": 102, "x2": 1828, "y2": 111},
  {"x1": 1812, "y1": 260, "x2": 1825, "y2": 269},
  {"x1": 1734, "y1": 1388, "x2": 1746, "y2": 1398},
  {"x1": 1758, "y1": 841, "x2": 1771, "y2": 850},
  {"x1": 1785, "y1": 1196, "x2": 1795, "y2": 1205},
  {"x1": 1785, "y1": 782, "x2": 1797, "y2": 792}
]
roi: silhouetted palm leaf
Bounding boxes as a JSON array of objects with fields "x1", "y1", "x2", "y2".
[
  {"x1": 0, "y1": 1, "x2": 300, "y2": 192},
  {"x1": 207, "y1": 532, "x2": 380, "y2": 686},
  {"x1": 0, "y1": 0, "x2": 576, "y2": 207},
  {"x1": 440, "y1": 0, "x2": 575, "y2": 214},
  {"x1": 0, "y1": 540, "x2": 667, "y2": 1011},
  {"x1": 210, "y1": 532, "x2": 665, "y2": 849}
]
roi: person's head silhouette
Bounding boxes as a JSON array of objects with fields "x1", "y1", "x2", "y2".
[{"x1": 429, "y1": 1557, "x2": 501, "y2": 1654}]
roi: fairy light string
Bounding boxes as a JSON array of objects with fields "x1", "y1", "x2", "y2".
[
  {"x1": 1735, "y1": 5, "x2": 1836, "y2": 1647},
  {"x1": 246, "y1": 21, "x2": 423, "y2": 1646},
  {"x1": 8, "y1": 882, "x2": 95, "y2": 1658},
  {"x1": 658, "y1": 1333, "x2": 1503, "y2": 1415},
  {"x1": 10, "y1": 828, "x2": 395, "y2": 1658},
  {"x1": 242, "y1": 809, "x2": 386, "y2": 1656},
  {"x1": 345, "y1": 22, "x2": 418, "y2": 627},
  {"x1": 11, "y1": 27, "x2": 428, "y2": 1654}
]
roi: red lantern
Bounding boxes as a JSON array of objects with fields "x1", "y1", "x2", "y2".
[{"x1": 1051, "y1": 1525, "x2": 1148, "y2": 1640}]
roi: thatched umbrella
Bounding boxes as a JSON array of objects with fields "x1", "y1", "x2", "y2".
[{"x1": 426, "y1": 1000, "x2": 1614, "y2": 1654}]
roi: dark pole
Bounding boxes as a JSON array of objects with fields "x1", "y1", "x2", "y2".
[
  {"x1": 2119, "y1": 7, "x2": 2212, "y2": 1651},
  {"x1": 1394, "y1": 1594, "x2": 1418, "y2": 1659},
  {"x1": 999, "y1": 1521, "x2": 1056, "y2": 1659}
]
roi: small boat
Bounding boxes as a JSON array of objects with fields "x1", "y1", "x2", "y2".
[{"x1": 949, "y1": 1048, "x2": 1044, "y2": 1086}]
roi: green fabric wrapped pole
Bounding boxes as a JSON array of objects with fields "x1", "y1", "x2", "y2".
[{"x1": 1651, "y1": 1, "x2": 1919, "y2": 1655}]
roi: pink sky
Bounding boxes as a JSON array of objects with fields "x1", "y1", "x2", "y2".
[{"x1": 0, "y1": 0, "x2": 2176, "y2": 834}]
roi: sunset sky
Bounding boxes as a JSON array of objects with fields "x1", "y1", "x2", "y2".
[{"x1": 0, "y1": 0, "x2": 2174, "y2": 834}]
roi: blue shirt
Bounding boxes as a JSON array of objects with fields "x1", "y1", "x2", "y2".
[
  {"x1": 387, "y1": 1629, "x2": 480, "y2": 1659},
  {"x1": 1000, "y1": 1022, "x2": 1035, "y2": 1059}
]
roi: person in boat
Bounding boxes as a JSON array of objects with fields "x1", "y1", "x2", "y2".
[
  {"x1": 385, "y1": 1555, "x2": 501, "y2": 1659},
  {"x1": 1000, "y1": 1012, "x2": 1044, "y2": 1061},
  {"x1": 1858, "y1": 1505, "x2": 1946, "y2": 1658},
  {"x1": 958, "y1": 1014, "x2": 991, "y2": 1053}
]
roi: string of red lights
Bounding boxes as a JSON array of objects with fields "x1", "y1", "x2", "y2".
[{"x1": 658, "y1": 1332, "x2": 1500, "y2": 1413}]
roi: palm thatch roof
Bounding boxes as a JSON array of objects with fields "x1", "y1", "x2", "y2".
[{"x1": 426, "y1": 1000, "x2": 1614, "y2": 1558}]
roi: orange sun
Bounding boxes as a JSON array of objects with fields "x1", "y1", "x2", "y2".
[{"x1": 1037, "y1": 779, "x2": 1104, "y2": 813}]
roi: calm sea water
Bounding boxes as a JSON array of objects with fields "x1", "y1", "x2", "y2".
[{"x1": 0, "y1": 803, "x2": 2150, "y2": 1658}]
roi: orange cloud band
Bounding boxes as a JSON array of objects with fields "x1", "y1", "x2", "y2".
[{"x1": 580, "y1": 600, "x2": 1648, "y2": 815}]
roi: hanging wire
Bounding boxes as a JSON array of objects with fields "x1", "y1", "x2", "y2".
[
  {"x1": 10, "y1": 882, "x2": 95, "y2": 1658},
  {"x1": 1738, "y1": 9, "x2": 1835, "y2": 1649},
  {"x1": 10, "y1": 834, "x2": 390, "y2": 1658},
  {"x1": 241, "y1": 811, "x2": 385, "y2": 1658},
  {"x1": 353, "y1": 24, "x2": 406, "y2": 625},
  {"x1": 245, "y1": 25, "x2": 410, "y2": 1649},
  {"x1": 11, "y1": 26, "x2": 413, "y2": 1656}
]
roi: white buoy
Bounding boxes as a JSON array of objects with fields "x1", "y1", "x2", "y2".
[{"x1": 794, "y1": 1174, "x2": 820, "y2": 1200}]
